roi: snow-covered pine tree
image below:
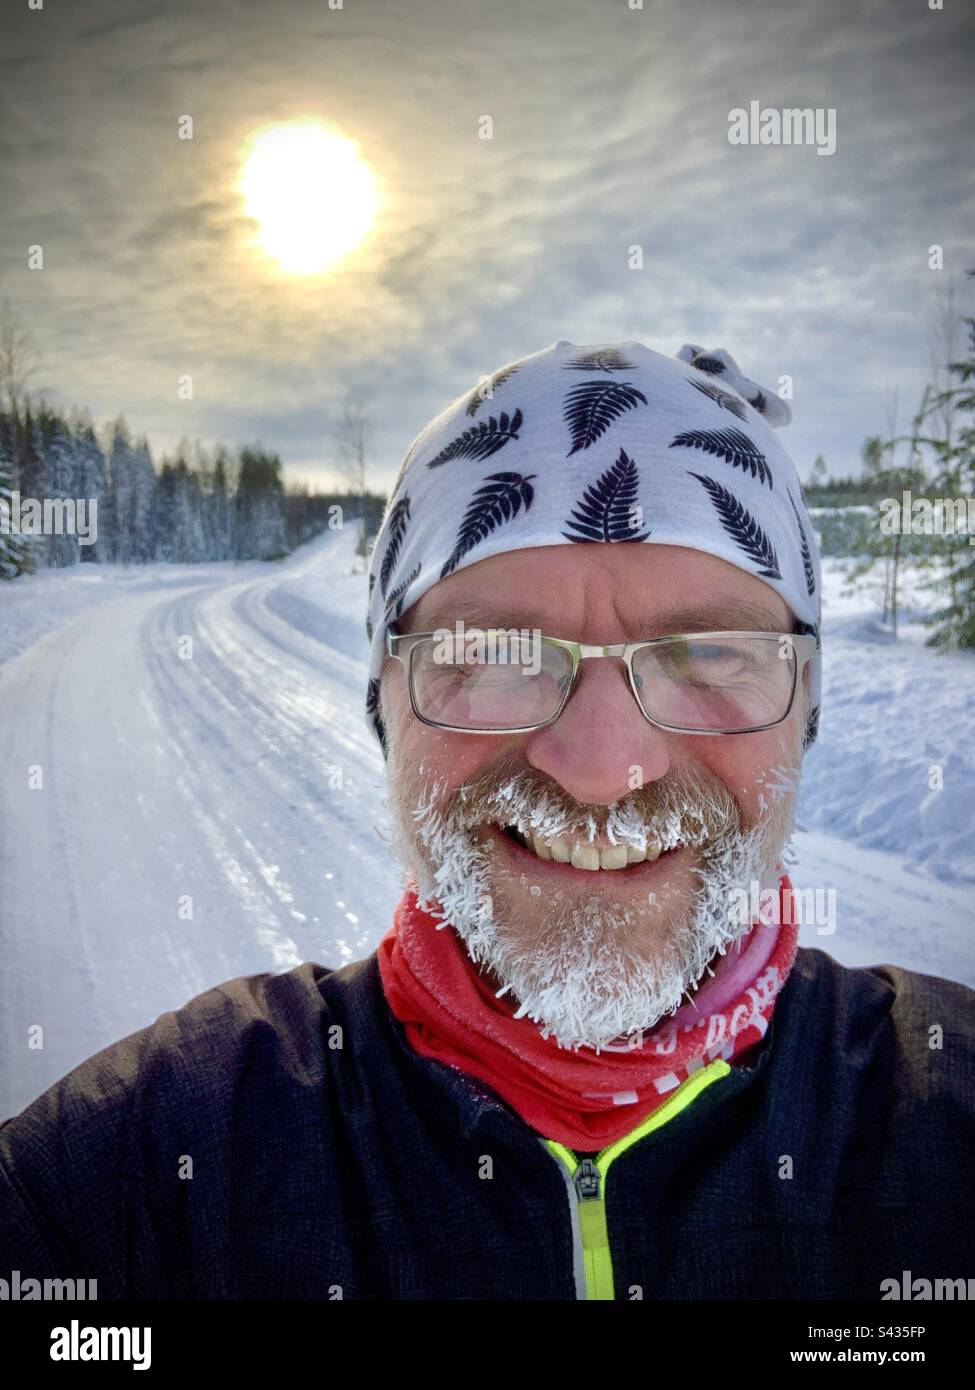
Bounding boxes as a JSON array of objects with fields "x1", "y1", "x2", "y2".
[
  {"x1": 172, "y1": 456, "x2": 206, "y2": 562},
  {"x1": 208, "y1": 447, "x2": 234, "y2": 560},
  {"x1": 129, "y1": 437, "x2": 158, "y2": 563},
  {"x1": 71, "y1": 410, "x2": 107, "y2": 564},
  {"x1": 105, "y1": 417, "x2": 134, "y2": 564},
  {"x1": 235, "y1": 445, "x2": 286, "y2": 560},
  {"x1": 0, "y1": 435, "x2": 33, "y2": 579},
  {"x1": 37, "y1": 406, "x2": 81, "y2": 568},
  {"x1": 924, "y1": 294, "x2": 975, "y2": 650}
]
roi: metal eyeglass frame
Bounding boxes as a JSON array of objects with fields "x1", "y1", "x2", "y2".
[{"x1": 385, "y1": 624, "x2": 820, "y2": 736}]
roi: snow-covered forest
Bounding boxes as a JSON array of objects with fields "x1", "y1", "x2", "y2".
[{"x1": 0, "y1": 403, "x2": 385, "y2": 578}]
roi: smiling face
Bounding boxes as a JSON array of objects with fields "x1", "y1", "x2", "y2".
[{"x1": 381, "y1": 542, "x2": 807, "y2": 1050}]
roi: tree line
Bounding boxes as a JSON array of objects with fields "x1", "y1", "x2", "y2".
[{"x1": 0, "y1": 401, "x2": 385, "y2": 580}]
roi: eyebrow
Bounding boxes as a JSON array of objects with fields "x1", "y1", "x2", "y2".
[{"x1": 407, "y1": 598, "x2": 788, "y2": 636}]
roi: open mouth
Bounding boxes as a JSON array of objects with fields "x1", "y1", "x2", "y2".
[{"x1": 497, "y1": 822, "x2": 678, "y2": 873}]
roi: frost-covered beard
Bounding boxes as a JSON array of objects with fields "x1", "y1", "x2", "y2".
[{"x1": 387, "y1": 754, "x2": 798, "y2": 1052}]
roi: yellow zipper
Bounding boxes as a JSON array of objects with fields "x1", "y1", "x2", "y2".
[{"x1": 544, "y1": 1058, "x2": 732, "y2": 1299}]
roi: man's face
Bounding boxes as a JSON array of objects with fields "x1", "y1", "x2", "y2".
[{"x1": 381, "y1": 543, "x2": 806, "y2": 1050}]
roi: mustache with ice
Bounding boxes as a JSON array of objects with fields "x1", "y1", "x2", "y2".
[{"x1": 402, "y1": 756, "x2": 787, "y2": 918}]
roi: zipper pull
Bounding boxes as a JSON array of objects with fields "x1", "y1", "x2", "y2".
[{"x1": 573, "y1": 1158, "x2": 601, "y2": 1201}]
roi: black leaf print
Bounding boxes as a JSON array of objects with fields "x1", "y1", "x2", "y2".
[
  {"x1": 465, "y1": 360, "x2": 525, "y2": 416},
  {"x1": 562, "y1": 448, "x2": 650, "y2": 543},
  {"x1": 366, "y1": 676, "x2": 388, "y2": 755},
  {"x1": 366, "y1": 614, "x2": 373, "y2": 641},
  {"x1": 563, "y1": 348, "x2": 637, "y2": 372},
  {"x1": 692, "y1": 355, "x2": 726, "y2": 375},
  {"x1": 379, "y1": 495, "x2": 411, "y2": 598},
  {"x1": 670, "y1": 428, "x2": 772, "y2": 489},
  {"x1": 441, "y1": 471, "x2": 536, "y2": 578},
  {"x1": 803, "y1": 703, "x2": 820, "y2": 750},
  {"x1": 426, "y1": 408, "x2": 524, "y2": 469},
  {"x1": 690, "y1": 473, "x2": 782, "y2": 579},
  {"x1": 688, "y1": 377, "x2": 747, "y2": 421},
  {"x1": 749, "y1": 390, "x2": 768, "y2": 415},
  {"x1": 788, "y1": 491, "x2": 816, "y2": 596},
  {"x1": 366, "y1": 676, "x2": 381, "y2": 715},
  {"x1": 384, "y1": 562, "x2": 422, "y2": 621},
  {"x1": 564, "y1": 380, "x2": 648, "y2": 455},
  {"x1": 368, "y1": 572, "x2": 376, "y2": 598}
]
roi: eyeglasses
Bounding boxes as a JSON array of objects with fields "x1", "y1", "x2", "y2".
[{"x1": 385, "y1": 625, "x2": 820, "y2": 736}]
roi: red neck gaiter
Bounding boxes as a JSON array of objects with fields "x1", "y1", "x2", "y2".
[{"x1": 378, "y1": 880, "x2": 799, "y2": 1150}]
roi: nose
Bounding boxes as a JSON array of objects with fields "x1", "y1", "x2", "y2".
[{"x1": 524, "y1": 655, "x2": 672, "y2": 805}]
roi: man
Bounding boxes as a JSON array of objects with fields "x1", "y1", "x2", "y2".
[{"x1": 1, "y1": 340, "x2": 972, "y2": 1300}]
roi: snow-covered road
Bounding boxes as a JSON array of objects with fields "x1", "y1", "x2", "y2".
[{"x1": 1, "y1": 532, "x2": 972, "y2": 1115}]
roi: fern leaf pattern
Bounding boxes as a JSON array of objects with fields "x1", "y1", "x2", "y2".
[
  {"x1": 383, "y1": 562, "x2": 422, "y2": 621},
  {"x1": 379, "y1": 495, "x2": 411, "y2": 598},
  {"x1": 464, "y1": 360, "x2": 525, "y2": 416},
  {"x1": 563, "y1": 348, "x2": 637, "y2": 372},
  {"x1": 426, "y1": 409, "x2": 524, "y2": 469},
  {"x1": 562, "y1": 448, "x2": 650, "y2": 543},
  {"x1": 670, "y1": 428, "x2": 772, "y2": 488},
  {"x1": 564, "y1": 380, "x2": 648, "y2": 455},
  {"x1": 366, "y1": 675, "x2": 388, "y2": 754},
  {"x1": 788, "y1": 491, "x2": 816, "y2": 596},
  {"x1": 688, "y1": 377, "x2": 747, "y2": 421},
  {"x1": 440, "y1": 471, "x2": 536, "y2": 578},
  {"x1": 690, "y1": 472, "x2": 782, "y2": 579},
  {"x1": 692, "y1": 355, "x2": 727, "y2": 375}
]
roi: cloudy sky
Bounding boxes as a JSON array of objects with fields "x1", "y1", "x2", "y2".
[{"x1": 2, "y1": 0, "x2": 972, "y2": 490}]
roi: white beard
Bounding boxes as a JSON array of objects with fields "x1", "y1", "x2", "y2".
[{"x1": 389, "y1": 764, "x2": 797, "y2": 1052}]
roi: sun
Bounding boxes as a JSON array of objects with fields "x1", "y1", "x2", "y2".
[{"x1": 238, "y1": 120, "x2": 379, "y2": 275}]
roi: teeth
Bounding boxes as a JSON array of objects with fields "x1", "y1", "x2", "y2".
[
  {"x1": 570, "y1": 843, "x2": 600, "y2": 871},
  {"x1": 507, "y1": 826, "x2": 669, "y2": 872},
  {"x1": 599, "y1": 845, "x2": 628, "y2": 871}
]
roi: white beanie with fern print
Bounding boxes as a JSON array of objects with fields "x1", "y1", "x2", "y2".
[{"x1": 365, "y1": 339, "x2": 821, "y2": 757}]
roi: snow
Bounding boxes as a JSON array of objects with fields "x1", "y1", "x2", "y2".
[{"x1": 1, "y1": 535, "x2": 973, "y2": 1115}]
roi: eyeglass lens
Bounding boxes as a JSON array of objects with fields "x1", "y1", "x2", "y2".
[{"x1": 408, "y1": 632, "x2": 796, "y2": 733}]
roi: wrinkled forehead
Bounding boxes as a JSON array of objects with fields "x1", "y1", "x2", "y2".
[{"x1": 399, "y1": 542, "x2": 797, "y2": 636}]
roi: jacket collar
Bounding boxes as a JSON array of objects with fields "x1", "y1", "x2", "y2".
[{"x1": 370, "y1": 950, "x2": 783, "y2": 1145}]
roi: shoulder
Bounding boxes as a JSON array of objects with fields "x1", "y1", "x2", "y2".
[
  {"x1": 0, "y1": 956, "x2": 384, "y2": 1280},
  {"x1": 782, "y1": 946, "x2": 975, "y2": 1111},
  {"x1": 0, "y1": 957, "x2": 383, "y2": 1197}
]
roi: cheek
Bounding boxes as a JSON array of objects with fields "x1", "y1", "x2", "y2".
[
  {"x1": 385, "y1": 672, "x2": 520, "y2": 788},
  {"x1": 401, "y1": 726, "x2": 504, "y2": 785},
  {"x1": 687, "y1": 724, "x2": 801, "y2": 828}
]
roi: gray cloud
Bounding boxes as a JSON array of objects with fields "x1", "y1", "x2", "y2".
[{"x1": 1, "y1": 0, "x2": 972, "y2": 487}]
